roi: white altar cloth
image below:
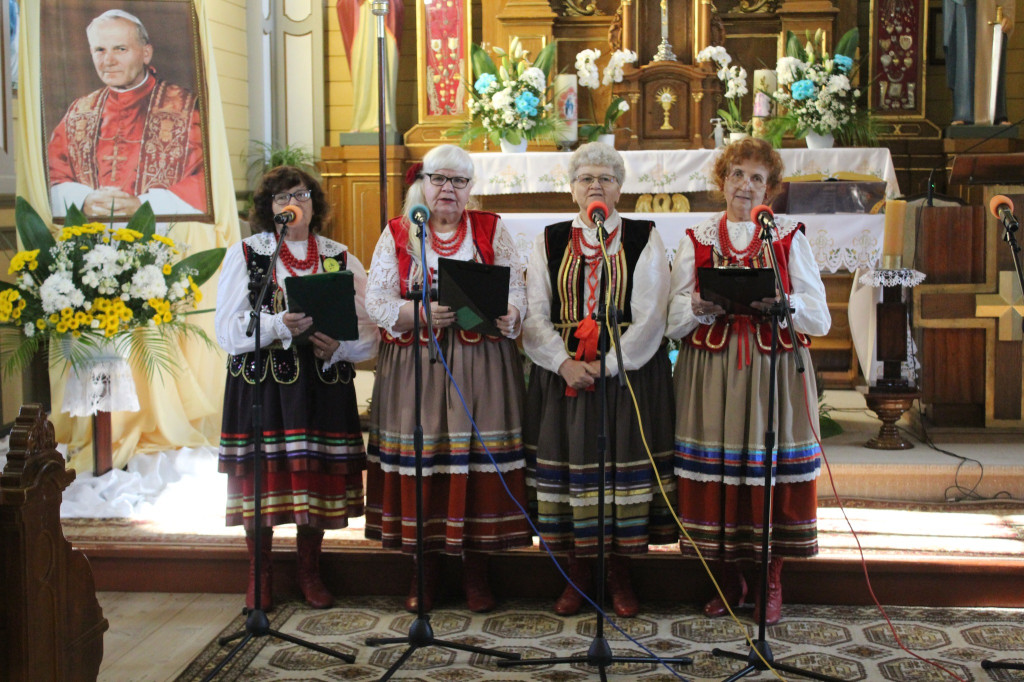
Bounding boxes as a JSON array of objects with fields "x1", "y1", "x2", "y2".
[
  {"x1": 470, "y1": 148, "x2": 901, "y2": 198},
  {"x1": 500, "y1": 212, "x2": 882, "y2": 274}
]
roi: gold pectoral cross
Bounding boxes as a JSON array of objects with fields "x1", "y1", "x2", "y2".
[{"x1": 99, "y1": 131, "x2": 139, "y2": 185}]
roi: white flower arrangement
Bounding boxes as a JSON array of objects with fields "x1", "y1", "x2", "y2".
[
  {"x1": 772, "y1": 28, "x2": 868, "y2": 141},
  {"x1": 696, "y1": 45, "x2": 749, "y2": 134},
  {"x1": 459, "y1": 36, "x2": 559, "y2": 146},
  {"x1": 0, "y1": 198, "x2": 224, "y2": 377},
  {"x1": 574, "y1": 48, "x2": 638, "y2": 141}
]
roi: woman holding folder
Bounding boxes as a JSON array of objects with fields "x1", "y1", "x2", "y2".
[
  {"x1": 215, "y1": 166, "x2": 378, "y2": 611},
  {"x1": 522, "y1": 142, "x2": 677, "y2": 618},
  {"x1": 665, "y1": 138, "x2": 830, "y2": 625},
  {"x1": 364, "y1": 144, "x2": 531, "y2": 614}
]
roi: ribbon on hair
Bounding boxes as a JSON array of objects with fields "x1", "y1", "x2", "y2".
[{"x1": 405, "y1": 162, "x2": 424, "y2": 186}]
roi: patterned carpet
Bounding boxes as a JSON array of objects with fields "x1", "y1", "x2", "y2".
[{"x1": 175, "y1": 597, "x2": 1024, "y2": 681}]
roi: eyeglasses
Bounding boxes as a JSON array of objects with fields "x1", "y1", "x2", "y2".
[
  {"x1": 272, "y1": 189, "x2": 313, "y2": 205},
  {"x1": 725, "y1": 169, "x2": 767, "y2": 189},
  {"x1": 424, "y1": 173, "x2": 471, "y2": 189},
  {"x1": 573, "y1": 174, "x2": 619, "y2": 188}
]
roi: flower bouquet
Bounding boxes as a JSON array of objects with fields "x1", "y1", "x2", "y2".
[
  {"x1": 696, "y1": 45, "x2": 749, "y2": 135},
  {"x1": 457, "y1": 36, "x2": 560, "y2": 148},
  {"x1": 574, "y1": 48, "x2": 638, "y2": 142},
  {"x1": 0, "y1": 197, "x2": 225, "y2": 378},
  {"x1": 772, "y1": 28, "x2": 876, "y2": 146}
]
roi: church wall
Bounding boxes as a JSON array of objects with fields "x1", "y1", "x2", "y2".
[{"x1": 206, "y1": 0, "x2": 249, "y2": 193}]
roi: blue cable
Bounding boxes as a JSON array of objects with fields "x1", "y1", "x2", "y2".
[{"x1": 417, "y1": 281, "x2": 691, "y2": 680}]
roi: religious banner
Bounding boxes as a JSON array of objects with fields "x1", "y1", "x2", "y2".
[
  {"x1": 870, "y1": 0, "x2": 927, "y2": 120},
  {"x1": 40, "y1": 0, "x2": 212, "y2": 222}
]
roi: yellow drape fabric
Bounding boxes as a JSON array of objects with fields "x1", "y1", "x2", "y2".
[{"x1": 16, "y1": 0, "x2": 240, "y2": 473}]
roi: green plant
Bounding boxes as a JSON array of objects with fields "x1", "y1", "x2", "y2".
[
  {"x1": 0, "y1": 198, "x2": 224, "y2": 379},
  {"x1": 454, "y1": 37, "x2": 561, "y2": 146},
  {"x1": 574, "y1": 48, "x2": 638, "y2": 142},
  {"x1": 696, "y1": 45, "x2": 749, "y2": 134}
]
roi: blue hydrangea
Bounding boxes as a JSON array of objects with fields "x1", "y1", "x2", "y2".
[
  {"x1": 514, "y1": 91, "x2": 540, "y2": 116},
  {"x1": 792, "y1": 80, "x2": 816, "y2": 101},
  {"x1": 474, "y1": 73, "x2": 497, "y2": 94},
  {"x1": 834, "y1": 55, "x2": 853, "y2": 73}
]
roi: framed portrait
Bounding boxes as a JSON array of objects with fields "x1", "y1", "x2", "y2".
[{"x1": 40, "y1": 0, "x2": 213, "y2": 223}]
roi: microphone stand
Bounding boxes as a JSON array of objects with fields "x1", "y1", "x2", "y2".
[
  {"x1": 500, "y1": 215, "x2": 692, "y2": 679},
  {"x1": 366, "y1": 214, "x2": 518, "y2": 681},
  {"x1": 983, "y1": 209, "x2": 1024, "y2": 674},
  {"x1": 372, "y1": 0, "x2": 389, "y2": 233},
  {"x1": 203, "y1": 222, "x2": 354, "y2": 681},
  {"x1": 710, "y1": 218, "x2": 840, "y2": 682}
]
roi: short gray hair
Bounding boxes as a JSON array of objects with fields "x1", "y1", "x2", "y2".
[
  {"x1": 569, "y1": 142, "x2": 626, "y2": 186},
  {"x1": 402, "y1": 144, "x2": 475, "y2": 219},
  {"x1": 87, "y1": 9, "x2": 150, "y2": 46}
]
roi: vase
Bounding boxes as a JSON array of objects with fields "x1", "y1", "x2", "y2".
[
  {"x1": 500, "y1": 137, "x2": 528, "y2": 153},
  {"x1": 728, "y1": 131, "x2": 749, "y2": 143},
  {"x1": 597, "y1": 133, "x2": 616, "y2": 148},
  {"x1": 805, "y1": 131, "x2": 835, "y2": 149}
]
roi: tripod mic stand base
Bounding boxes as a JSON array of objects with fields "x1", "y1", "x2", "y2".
[
  {"x1": 982, "y1": 659, "x2": 1024, "y2": 671},
  {"x1": 497, "y1": 634, "x2": 692, "y2": 673},
  {"x1": 713, "y1": 639, "x2": 844, "y2": 682}
]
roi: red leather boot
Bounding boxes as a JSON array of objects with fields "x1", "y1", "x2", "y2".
[
  {"x1": 463, "y1": 552, "x2": 496, "y2": 613},
  {"x1": 753, "y1": 557, "x2": 784, "y2": 625},
  {"x1": 607, "y1": 554, "x2": 640, "y2": 617},
  {"x1": 703, "y1": 561, "x2": 747, "y2": 617},
  {"x1": 405, "y1": 553, "x2": 440, "y2": 613},
  {"x1": 245, "y1": 527, "x2": 274, "y2": 611},
  {"x1": 554, "y1": 555, "x2": 593, "y2": 616},
  {"x1": 296, "y1": 526, "x2": 334, "y2": 609}
]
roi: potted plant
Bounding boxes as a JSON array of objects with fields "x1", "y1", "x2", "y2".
[
  {"x1": 696, "y1": 45, "x2": 750, "y2": 140},
  {"x1": 574, "y1": 48, "x2": 638, "y2": 145}
]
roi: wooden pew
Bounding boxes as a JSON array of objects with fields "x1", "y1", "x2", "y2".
[{"x1": 0, "y1": 404, "x2": 108, "y2": 681}]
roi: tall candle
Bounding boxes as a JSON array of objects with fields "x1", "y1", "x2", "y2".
[
  {"x1": 882, "y1": 199, "x2": 907, "y2": 268},
  {"x1": 554, "y1": 74, "x2": 578, "y2": 144},
  {"x1": 752, "y1": 69, "x2": 777, "y2": 117}
]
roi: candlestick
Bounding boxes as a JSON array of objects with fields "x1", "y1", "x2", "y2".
[
  {"x1": 652, "y1": 0, "x2": 677, "y2": 62},
  {"x1": 882, "y1": 199, "x2": 907, "y2": 268}
]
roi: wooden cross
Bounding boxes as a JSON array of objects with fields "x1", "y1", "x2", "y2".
[{"x1": 975, "y1": 270, "x2": 1024, "y2": 341}]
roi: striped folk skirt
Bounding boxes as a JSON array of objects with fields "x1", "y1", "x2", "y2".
[
  {"x1": 365, "y1": 333, "x2": 532, "y2": 554},
  {"x1": 524, "y1": 349, "x2": 678, "y2": 557},
  {"x1": 673, "y1": 337, "x2": 822, "y2": 562},
  {"x1": 218, "y1": 346, "x2": 366, "y2": 531}
]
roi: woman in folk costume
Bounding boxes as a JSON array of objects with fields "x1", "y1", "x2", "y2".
[
  {"x1": 364, "y1": 144, "x2": 531, "y2": 614},
  {"x1": 666, "y1": 138, "x2": 831, "y2": 625},
  {"x1": 216, "y1": 166, "x2": 378, "y2": 611},
  {"x1": 523, "y1": 142, "x2": 677, "y2": 618}
]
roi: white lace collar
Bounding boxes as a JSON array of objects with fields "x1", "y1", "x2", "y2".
[
  {"x1": 244, "y1": 232, "x2": 346, "y2": 257},
  {"x1": 690, "y1": 211, "x2": 801, "y2": 248}
]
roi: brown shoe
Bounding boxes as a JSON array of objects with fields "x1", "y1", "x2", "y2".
[
  {"x1": 554, "y1": 555, "x2": 592, "y2": 616},
  {"x1": 752, "y1": 557, "x2": 784, "y2": 625},
  {"x1": 405, "y1": 553, "x2": 440, "y2": 613},
  {"x1": 244, "y1": 528, "x2": 274, "y2": 611},
  {"x1": 607, "y1": 554, "x2": 639, "y2": 618},
  {"x1": 296, "y1": 526, "x2": 334, "y2": 609},
  {"x1": 463, "y1": 552, "x2": 496, "y2": 613},
  {"x1": 703, "y1": 561, "x2": 747, "y2": 618}
]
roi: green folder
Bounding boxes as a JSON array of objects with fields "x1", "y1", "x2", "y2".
[
  {"x1": 284, "y1": 271, "x2": 358, "y2": 342},
  {"x1": 437, "y1": 258, "x2": 510, "y2": 337}
]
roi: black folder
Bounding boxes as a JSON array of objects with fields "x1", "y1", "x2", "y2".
[
  {"x1": 284, "y1": 271, "x2": 358, "y2": 342},
  {"x1": 437, "y1": 257, "x2": 510, "y2": 337},
  {"x1": 697, "y1": 267, "x2": 775, "y2": 316}
]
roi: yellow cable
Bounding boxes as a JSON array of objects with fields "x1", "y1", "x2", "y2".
[{"x1": 597, "y1": 232, "x2": 787, "y2": 681}]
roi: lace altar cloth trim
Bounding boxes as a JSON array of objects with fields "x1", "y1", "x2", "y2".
[{"x1": 859, "y1": 268, "x2": 926, "y2": 288}]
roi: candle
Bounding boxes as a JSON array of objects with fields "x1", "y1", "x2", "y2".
[
  {"x1": 752, "y1": 69, "x2": 777, "y2": 118},
  {"x1": 882, "y1": 199, "x2": 907, "y2": 268},
  {"x1": 554, "y1": 74, "x2": 578, "y2": 144}
]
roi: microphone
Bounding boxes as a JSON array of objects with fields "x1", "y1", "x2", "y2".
[
  {"x1": 274, "y1": 204, "x2": 303, "y2": 225},
  {"x1": 750, "y1": 204, "x2": 776, "y2": 231},
  {"x1": 587, "y1": 200, "x2": 608, "y2": 228},
  {"x1": 408, "y1": 204, "x2": 430, "y2": 225},
  {"x1": 989, "y1": 194, "x2": 1020, "y2": 231}
]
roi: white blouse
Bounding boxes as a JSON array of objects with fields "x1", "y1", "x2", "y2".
[
  {"x1": 522, "y1": 210, "x2": 671, "y2": 377},
  {"x1": 365, "y1": 214, "x2": 527, "y2": 337},
  {"x1": 214, "y1": 232, "x2": 379, "y2": 368},
  {"x1": 665, "y1": 213, "x2": 831, "y2": 341}
]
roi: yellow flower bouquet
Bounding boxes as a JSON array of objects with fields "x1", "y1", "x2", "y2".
[{"x1": 0, "y1": 198, "x2": 225, "y2": 377}]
